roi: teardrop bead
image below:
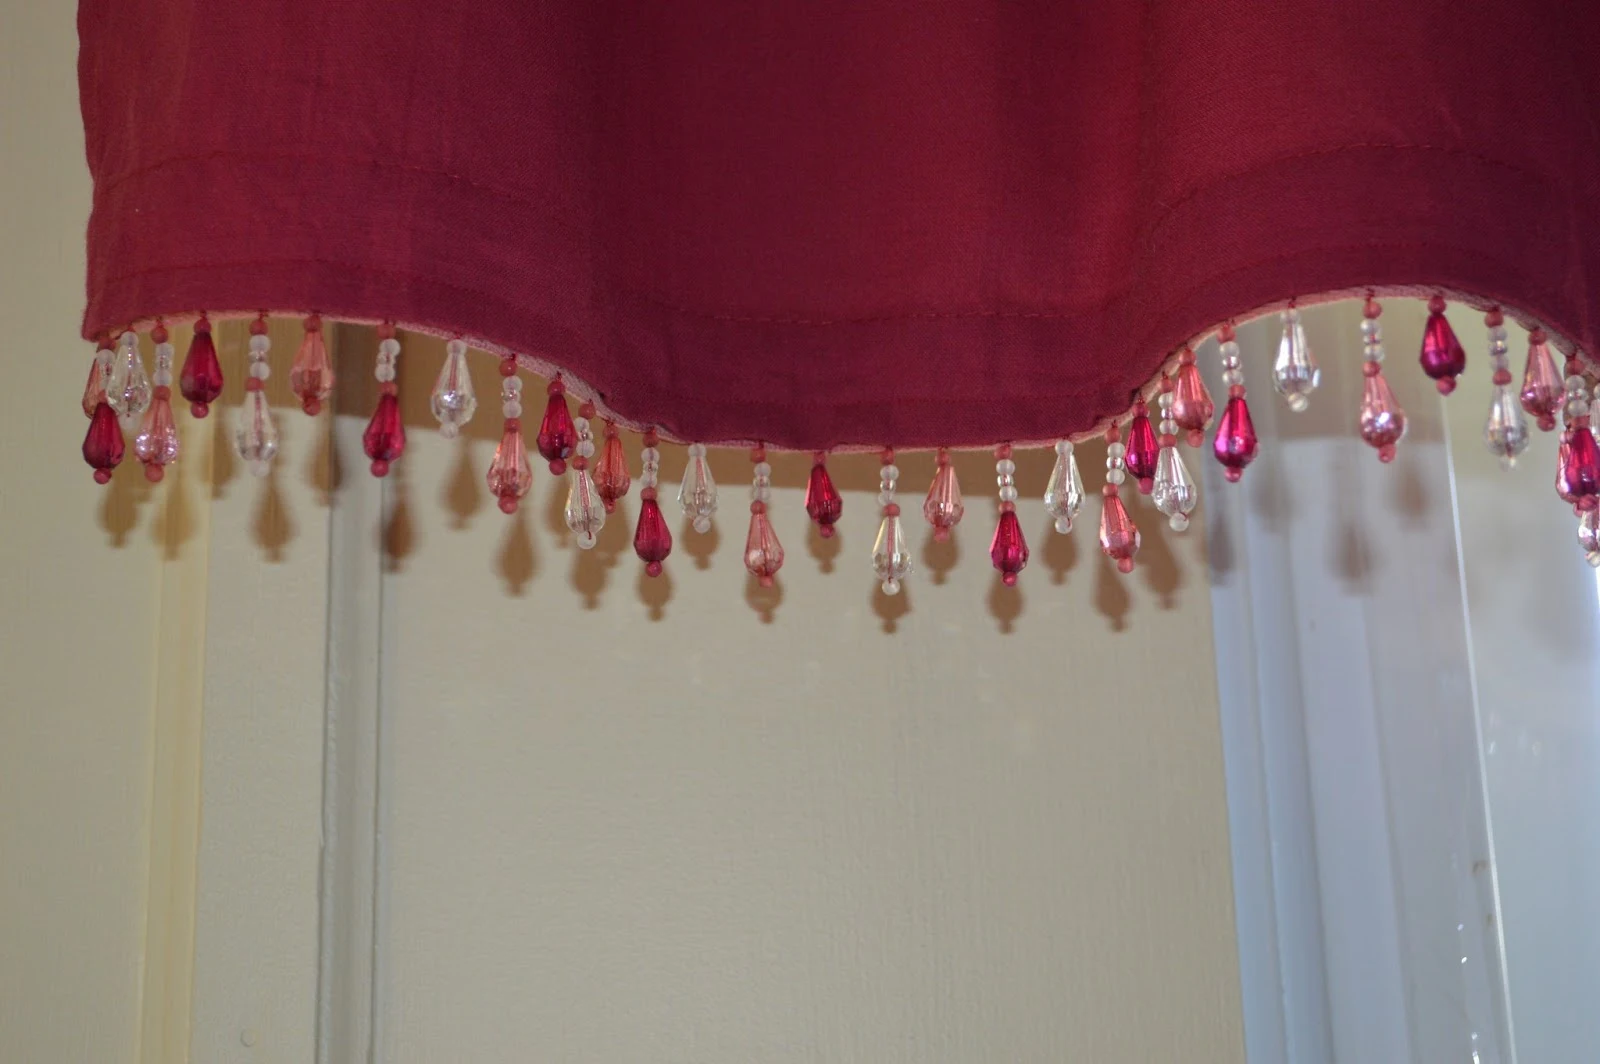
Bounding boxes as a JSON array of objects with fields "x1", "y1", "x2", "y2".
[
  {"x1": 178, "y1": 329, "x2": 224, "y2": 418},
  {"x1": 107, "y1": 331, "x2": 152, "y2": 428},
  {"x1": 594, "y1": 430, "x2": 631, "y2": 512},
  {"x1": 744, "y1": 508, "x2": 785, "y2": 586},
  {"x1": 430, "y1": 340, "x2": 477, "y2": 438},
  {"x1": 535, "y1": 389, "x2": 577, "y2": 472},
  {"x1": 1484, "y1": 383, "x2": 1530, "y2": 470},
  {"x1": 1419, "y1": 308, "x2": 1467, "y2": 394},
  {"x1": 565, "y1": 468, "x2": 607, "y2": 548},
  {"x1": 1171, "y1": 362, "x2": 1215, "y2": 447},
  {"x1": 1273, "y1": 312, "x2": 1320, "y2": 411},
  {"x1": 82, "y1": 400, "x2": 124, "y2": 483},
  {"x1": 234, "y1": 389, "x2": 280, "y2": 476},
  {"x1": 362, "y1": 391, "x2": 406, "y2": 477},
  {"x1": 988, "y1": 509, "x2": 1029, "y2": 585},
  {"x1": 133, "y1": 389, "x2": 180, "y2": 482},
  {"x1": 1213, "y1": 395, "x2": 1258, "y2": 482},
  {"x1": 872, "y1": 513, "x2": 912, "y2": 594},
  {"x1": 633, "y1": 495, "x2": 673, "y2": 576},
  {"x1": 1098, "y1": 491, "x2": 1141, "y2": 573},
  {"x1": 1152, "y1": 445, "x2": 1198, "y2": 531},
  {"x1": 1520, "y1": 334, "x2": 1564, "y2": 431},
  {"x1": 290, "y1": 327, "x2": 336, "y2": 416},
  {"x1": 1560, "y1": 426, "x2": 1600, "y2": 506},
  {"x1": 1124, "y1": 406, "x2": 1160, "y2": 493},
  {"x1": 1358, "y1": 368, "x2": 1407, "y2": 463},
  {"x1": 678, "y1": 444, "x2": 718, "y2": 533},
  {"x1": 922, "y1": 459, "x2": 964, "y2": 539},
  {"x1": 82, "y1": 349, "x2": 109, "y2": 418},
  {"x1": 1044, "y1": 442, "x2": 1084, "y2": 533},
  {"x1": 804, "y1": 461, "x2": 843, "y2": 536},
  {"x1": 486, "y1": 420, "x2": 533, "y2": 513}
]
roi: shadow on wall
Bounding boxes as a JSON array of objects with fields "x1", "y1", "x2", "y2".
[{"x1": 98, "y1": 325, "x2": 1195, "y2": 630}]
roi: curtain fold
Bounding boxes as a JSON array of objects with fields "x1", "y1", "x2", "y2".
[{"x1": 79, "y1": 0, "x2": 1600, "y2": 448}]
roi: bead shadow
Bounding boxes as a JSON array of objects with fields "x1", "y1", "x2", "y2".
[{"x1": 495, "y1": 507, "x2": 537, "y2": 596}]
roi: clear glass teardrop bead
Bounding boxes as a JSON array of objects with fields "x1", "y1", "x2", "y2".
[
  {"x1": 430, "y1": 339, "x2": 477, "y2": 438},
  {"x1": 678, "y1": 444, "x2": 718, "y2": 533},
  {"x1": 1044, "y1": 441, "x2": 1084, "y2": 534},
  {"x1": 108, "y1": 331, "x2": 152, "y2": 428},
  {"x1": 1151, "y1": 445, "x2": 1198, "y2": 531},
  {"x1": 1273, "y1": 312, "x2": 1320, "y2": 412},
  {"x1": 872, "y1": 513, "x2": 912, "y2": 593},
  {"x1": 1484, "y1": 382, "x2": 1530, "y2": 470},
  {"x1": 234, "y1": 389, "x2": 280, "y2": 476},
  {"x1": 565, "y1": 468, "x2": 607, "y2": 548}
]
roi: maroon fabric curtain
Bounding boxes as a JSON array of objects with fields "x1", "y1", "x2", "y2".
[{"x1": 79, "y1": 1, "x2": 1600, "y2": 450}]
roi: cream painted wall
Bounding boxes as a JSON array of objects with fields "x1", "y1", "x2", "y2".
[{"x1": 0, "y1": 1, "x2": 1246, "y2": 1060}]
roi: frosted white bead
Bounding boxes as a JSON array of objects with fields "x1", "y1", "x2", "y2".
[
  {"x1": 1054, "y1": 516, "x2": 1073, "y2": 535},
  {"x1": 1106, "y1": 467, "x2": 1126, "y2": 485},
  {"x1": 641, "y1": 472, "x2": 657, "y2": 488},
  {"x1": 1360, "y1": 319, "x2": 1380, "y2": 341},
  {"x1": 999, "y1": 484, "x2": 1018, "y2": 502},
  {"x1": 575, "y1": 438, "x2": 595, "y2": 458},
  {"x1": 877, "y1": 490, "x2": 894, "y2": 506},
  {"x1": 882, "y1": 577, "x2": 901, "y2": 596},
  {"x1": 573, "y1": 416, "x2": 590, "y2": 435},
  {"x1": 640, "y1": 446, "x2": 660, "y2": 466},
  {"x1": 996, "y1": 458, "x2": 1015, "y2": 476},
  {"x1": 576, "y1": 531, "x2": 597, "y2": 550},
  {"x1": 1159, "y1": 419, "x2": 1177, "y2": 436},
  {"x1": 1170, "y1": 513, "x2": 1190, "y2": 532},
  {"x1": 249, "y1": 334, "x2": 271, "y2": 354},
  {"x1": 1565, "y1": 375, "x2": 1588, "y2": 396},
  {"x1": 447, "y1": 339, "x2": 467, "y2": 358},
  {"x1": 1055, "y1": 439, "x2": 1072, "y2": 455},
  {"x1": 1489, "y1": 340, "x2": 1509, "y2": 357},
  {"x1": 155, "y1": 342, "x2": 176, "y2": 363},
  {"x1": 754, "y1": 462, "x2": 771, "y2": 478},
  {"x1": 1219, "y1": 341, "x2": 1241, "y2": 365},
  {"x1": 1363, "y1": 343, "x2": 1384, "y2": 362},
  {"x1": 1489, "y1": 326, "x2": 1508, "y2": 345},
  {"x1": 375, "y1": 363, "x2": 396, "y2": 383},
  {"x1": 1157, "y1": 391, "x2": 1174, "y2": 411},
  {"x1": 882, "y1": 463, "x2": 899, "y2": 481},
  {"x1": 751, "y1": 484, "x2": 772, "y2": 502},
  {"x1": 1564, "y1": 397, "x2": 1590, "y2": 421},
  {"x1": 505, "y1": 376, "x2": 522, "y2": 394},
  {"x1": 378, "y1": 338, "x2": 401, "y2": 358},
  {"x1": 250, "y1": 361, "x2": 271, "y2": 380},
  {"x1": 1107, "y1": 442, "x2": 1125, "y2": 459},
  {"x1": 692, "y1": 515, "x2": 712, "y2": 534},
  {"x1": 153, "y1": 368, "x2": 173, "y2": 387},
  {"x1": 1222, "y1": 368, "x2": 1244, "y2": 387}
]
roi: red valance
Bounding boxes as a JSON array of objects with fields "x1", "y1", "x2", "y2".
[{"x1": 80, "y1": 0, "x2": 1600, "y2": 450}]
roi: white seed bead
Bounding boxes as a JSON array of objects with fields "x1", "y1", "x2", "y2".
[
  {"x1": 751, "y1": 484, "x2": 771, "y2": 502},
  {"x1": 505, "y1": 376, "x2": 522, "y2": 395},
  {"x1": 641, "y1": 472, "x2": 657, "y2": 488},
  {"x1": 375, "y1": 363, "x2": 396, "y2": 383},
  {"x1": 996, "y1": 458, "x2": 1016, "y2": 476},
  {"x1": 1360, "y1": 319, "x2": 1381, "y2": 341},
  {"x1": 1489, "y1": 326, "x2": 1508, "y2": 345},
  {"x1": 692, "y1": 516, "x2": 712, "y2": 534},
  {"x1": 1566, "y1": 375, "x2": 1588, "y2": 396},
  {"x1": 378, "y1": 338, "x2": 401, "y2": 358},
  {"x1": 250, "y1": 361, "x2": 271, "y2": 381},
  {"x1": 573, "y1": 416, "x2": 590, "y2": 436},
  {"x1": 1363, "y1": 342, "x2": 1384, "y2": 362},
  {"x1": 882, "y1": 463, "x2": 899, "y2": 481},
  {"x1": 153, "y1": 367, "x2": 173, "y2": 387},
  {"x1": 641, "y1": 446, "x2": 659, "y2": 466},
  {"x1": 1055, "y1": 439, "x2": 1072, "y2": 455},
  {"x1": 1170, "y1": 513, "x2": 1190, "y2": 532},
  {"x1": 575, "y1": 438, "x2": 595, "y2": 458},
  {"x1": 1107, "y1": 442, "x2": 1125, "y2": 459},
  {"x1": 754, "y1": 462, "x2": 771, "y2": 478},
  {"x1": 249, "y1": 334, "x2": 271, "y2": 354},
  {"x1": 1054, "y1": 516, "x2": 1073, "y2": 535},
  {"x1": 156, "y1": 342, "x2": 175, "y2": 362},
  {"x1": 1219, "y1": 340, "x2": 1241, "y2": 365},
  {"x1": 447, "y1": 339, "x2": 467, "y2": 358},
  {"x1": 999, "y1": 484, "x2": 1018, "y2": 502},
  {"x1": 1158, "y1": 391, "x2": 1174, "y2": 412},
  {"x1": 1159, "y1": 419, "x2": 1177, "y2": 436},
  {"x1": 882, "y1": 577, "x2": 901, "y2": 596},
  {"x1": 1107, "y1": 467, "x2": 1126, "y2": 485},
  {"x1": 1565, "y1": 397, "x2": 1590, "y2": 421},
  {"x1": 1222, "y1": 368, "x2": 1244, "y2": 387}
]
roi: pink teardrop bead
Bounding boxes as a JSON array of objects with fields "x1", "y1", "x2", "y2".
[
  {"x1": 1419, "y1": 310, "x2": 1467, "y2": 394},
  {"x1": 1098, "y1": 492, "x2": 1141, "y2": 573},
  {"x1": 1520, "y1": 336, "x2": 1564, "y2": 431},
  {"x1": 1171, "y1": 363, "x2": 1214, "y2": 446},
  {"x1": 989, "y1": 509, "x2": 1028, "y2": 585},
  {"x1": 362, "y1": 392, "x2": 406, "y2": 477},
  {"x1": 1124, "y1": 406, "x2": 1159, "y2": 493},
  {"x1": 1359, "y1": 369, "x2": 1407, "y2": 462},
  {"x1": 536, "y1": 391, "x2": 577, "y2": 471},
  {"x1": 133, "y1": 390, "x2": 180, "y2": 480},
  {"x1": 633, "y1": 495, "x2": 673, "y2": 575},
  {"x1": 594, "y1": 432, "x2": 631, "y2": 512},
  {"x1": 744, "y1": 509, "x2": 785, "y2": 586},
  {"x1": 82, "y1": 399, "x2": 125, "y2": 481},
  {"x1": 486, "y1": 421, "x2": 533, "y2": 512},
  {"x1": 82, "y1": 358, "x2": 108, "y2": 418},
  {"x1": 179, "y1": 330, "x2": 224, "y2": 417},
  {"x1": 289, "y1": 328, "x2": 335, "y2": 416},
  {"x1": 1560, "y1": 426, "x2": 1600, "y2": 506},
  {"x1": 804, "y1": 461, "x2": 843, "y2": 536},
  {"x1": 922, "y1": 460, "x2": 964, "y2": 539},
  {"x1": 1213, "y1": 395, "x2": 1258, "y2": 482}
]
